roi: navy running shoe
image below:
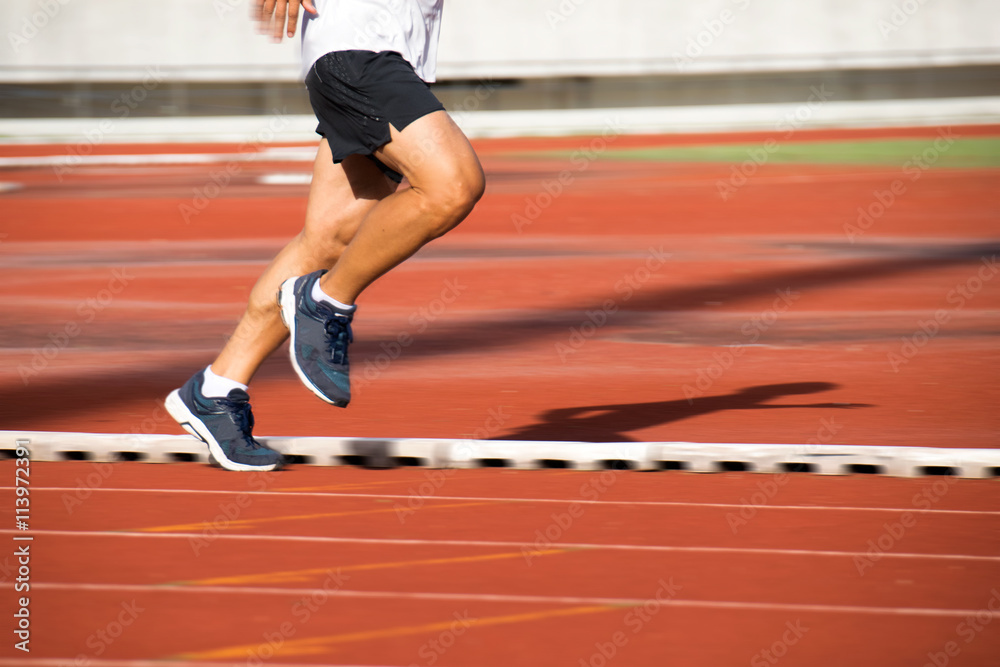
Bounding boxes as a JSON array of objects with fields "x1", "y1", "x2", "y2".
[
  {"x1": 278, "y1": 270, "x2": 354, "y2": 407},
  {"x1": 165, "y1": 370, "x2": 284, "y2": 472}
]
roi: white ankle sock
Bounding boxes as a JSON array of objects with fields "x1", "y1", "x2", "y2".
[
  {"x1": 311, "y1": 279, "x2": 355, "y2": 312},
  {"x1": 201, "y1": 365, "x2": 248, "y2": 398}
]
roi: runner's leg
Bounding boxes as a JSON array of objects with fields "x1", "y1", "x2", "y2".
[
  {"x1": 211, "y1": 140, "x2": 397, "y2": 384},
  {"x1": 317, "y1": 110, "x2": 485, "y2": 305}
]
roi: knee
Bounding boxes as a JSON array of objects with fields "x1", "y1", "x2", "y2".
[
  {"x1": 421, "y1": 165, "x2": 485, "y2": 236},
  {"x1": 461, "y1": 166, "x2": 487, "y2": 209},
  {"x1": 431, "y1": 168, "x2": 485, "y2": 219}
]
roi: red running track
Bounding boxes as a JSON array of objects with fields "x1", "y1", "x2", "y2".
[
  {"x1": 0, "y1": 127, "x2": 999, "y2": 665},
  {"x1": 1, "y1": 462, "x2": 1000, "y2": 666}
]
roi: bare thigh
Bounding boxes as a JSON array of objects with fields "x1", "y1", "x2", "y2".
[{"x1": 373, "y1": 110, "x2": 485, "y2": 219}]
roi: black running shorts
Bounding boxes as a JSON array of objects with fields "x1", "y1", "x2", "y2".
[{"x1": 305, "y1": 50, "x2": 445, "y2": 183}]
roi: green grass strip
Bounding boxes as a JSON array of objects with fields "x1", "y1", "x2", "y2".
[{"x1": 539, "y1": 137, "x2": 1000, "y2": 168}]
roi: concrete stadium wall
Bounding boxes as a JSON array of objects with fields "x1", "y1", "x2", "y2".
[{"x1": 2, "y1": 0, "x2": 999, "y2": 83}]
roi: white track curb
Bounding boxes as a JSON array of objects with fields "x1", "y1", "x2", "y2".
[{"x1": 2, "y1": 431, "x2": 998, "y2": 478}]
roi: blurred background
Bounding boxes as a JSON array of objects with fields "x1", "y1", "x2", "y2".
[{"x1": 2, "y1": 0, "x2": 999, "y2": 138}]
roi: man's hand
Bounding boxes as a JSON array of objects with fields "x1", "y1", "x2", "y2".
[{"x1": 252, "y1": 0, "x2": 317, "y2": 42}]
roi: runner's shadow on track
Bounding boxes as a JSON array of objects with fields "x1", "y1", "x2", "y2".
[{"x1": 497, "y1": 382, "x2": 873, "y2": 442}]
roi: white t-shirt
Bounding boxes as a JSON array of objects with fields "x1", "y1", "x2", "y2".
[{"x1": 301, "y1": 0, "x2": 444, "y2": 82}]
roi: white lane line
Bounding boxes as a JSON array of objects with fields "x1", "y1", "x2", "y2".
[
  {"x1": 3, "y1": 530, "x2": 998, "y2": 563},
  {"x1": 257, "y1": 173, "x2": 312, "y2": 185},
  {"x1": 22, "y1": 581, "x2": 998, "y2": 619},
  {"x1": 0, "y1": 148, "x2": 315, "y2": 168},
  {"x1": 12, "y1": 486, "x2": 1000, "y2": 516}
]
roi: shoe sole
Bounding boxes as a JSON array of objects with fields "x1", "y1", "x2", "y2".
[
  {"x1": 278, "y1": 277, "x2": 348, "y2": 408},
  {"x1": 165, "y1": 390, "x2": 282, "y2": 472}
]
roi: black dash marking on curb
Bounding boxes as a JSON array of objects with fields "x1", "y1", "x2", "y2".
[
  {"x1": 338, "y1": 454, "x2": 369, "y2": 467},
  {"x1": 537, "y1": 459, "x2": 572, "y2": 469},
  {"x1": 917, "y1": 465, "x2": 957, "y2": 476},
  {"x1": 600, "y1": 459, "x2": 635, "y2": 471},
  {"x1": 477, "y1": 458, "x2": 511, "y2": 468},
  {"x1": 845, "y1": 463, "x2": 884, "y2": 475},
  {"x1": 392, "y1": 456, "x2": 427, "y2": 467},
  {"x1": 780, "y1": 462, "x2": 817, "y2": 473}
]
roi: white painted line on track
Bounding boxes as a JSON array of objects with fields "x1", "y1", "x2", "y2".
[
  {"x1": 0, "y1": 147, "x2": 315, "y2": 168},
  {"x1": 11, "y1": 486, "x2": 1000, "y2": 517},
  {"x1": 257, "y1": 173, "x2": 312, "y2": 185},
  {"x1": 22, "y1": 581, "x2": 999, "y2": 619},
  {"x1": 4, "y1": 530, "x2": 997, "y2": 563}
]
